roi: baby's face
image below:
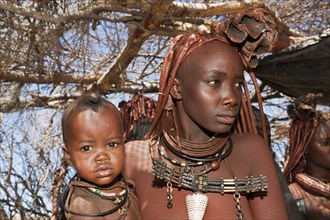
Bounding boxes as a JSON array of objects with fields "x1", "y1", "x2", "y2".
[{"x1": 64, "y1": 107, "x2": 125, "y2": 186}]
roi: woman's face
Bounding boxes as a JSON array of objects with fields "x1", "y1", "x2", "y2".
[
  {"x1": 63, "y1": 106, "x2": 125, "y2": 186},
  {"x1": 306, "y1": 120, "x2": 330, "y2": 170},
  {"x1": 174, "y1": 41, "x2": 244, "y2": 136}
]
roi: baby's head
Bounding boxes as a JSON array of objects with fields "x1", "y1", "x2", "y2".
[{"x1": 62, "y1": 93, "x2": 125, "y2": 186}]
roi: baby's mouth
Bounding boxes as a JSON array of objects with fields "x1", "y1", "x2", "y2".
[{"x1": 95, "y1": 165, "x2": 113, "y2": 178}]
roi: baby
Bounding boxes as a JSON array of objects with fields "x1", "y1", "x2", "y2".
[{"x1": 61, "y1": 93, "x2": 140, "y2": 219}]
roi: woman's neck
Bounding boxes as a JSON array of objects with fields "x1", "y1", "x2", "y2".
[
  {"x1": 304, "y1": 163, "x2": 330, "y2": 183},
  {"x1": 162, "y1": 128, "x2": 229, "y2": 159},
  {"x1": 165, "y1": 109, "x2": 231, "y2": 158},
  {"x1": 172, "y1": 105, "x2": 217, "y2": 142}
]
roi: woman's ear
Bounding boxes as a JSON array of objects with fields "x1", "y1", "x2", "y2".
[
  {"x1": 170, "y1": 78, "x2": 182, "y2": 100},
  {"x1": 62, "y1": 146, "x2": 73, "y2": 166}
]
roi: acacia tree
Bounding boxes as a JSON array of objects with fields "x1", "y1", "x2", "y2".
[{"x1": 0, "y1": 0, "x2": 328, "y2": 219}]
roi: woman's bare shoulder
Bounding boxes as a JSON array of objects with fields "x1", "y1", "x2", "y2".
[
  {"x1": 231, "y1": 132, "x2": 269, "y2": 153},
  {"x1": 125, "y1": 139, "x2": 150, "y2": 152},
  {"x1": 229, "y1": 132, "x2": 274, "y2": 174},
  {"x1": 123, "y1": 139, "x2": 152, "y2": 178},
  {"x1": 231, "y1": 132, "x2": 266, "y2": 141}
]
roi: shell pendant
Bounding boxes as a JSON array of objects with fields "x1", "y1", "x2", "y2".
[{"x1": 185, "y1": 192, "x2": 208, "y2": 220}]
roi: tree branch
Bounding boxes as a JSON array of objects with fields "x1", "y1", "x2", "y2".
[
  {"x1": 0, "y1": 0, "x2": 140, "y2": 24},
  {"x1": 0, "y1": 69, "x2": 98, "y2": 84},
  {"x1": 169, "y1": 1, "x2": 264, "y2": 17},
  {"x1": 93, "y1": 0, "x2": 174, "y2": 92}
]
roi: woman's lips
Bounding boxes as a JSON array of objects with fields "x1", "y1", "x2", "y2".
[
  {"x1": 216, "y1": 115, "x2": 236, "y2": 124},
  {"x1": 95, "y1": 165, "x2": 113, "y2": 178}
]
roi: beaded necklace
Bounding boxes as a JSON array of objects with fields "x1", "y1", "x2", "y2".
[
  {"x1": 62, "y1": 174, "x2": 131, "y2": 218},
  {"x1": 150, "y1": 133, "x2": 268, "y2": 220},
  {"x1": 161, "y1": 133, "x2": 232, "y2": 173}
]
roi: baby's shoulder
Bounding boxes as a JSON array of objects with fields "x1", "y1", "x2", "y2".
[{"x1": 65, "y1": 186, "x2": 102, "y2": 215}]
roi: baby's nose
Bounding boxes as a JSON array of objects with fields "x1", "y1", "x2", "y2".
[{"x1": 95, "y1": 149, "x2": 110, "y2": 162}]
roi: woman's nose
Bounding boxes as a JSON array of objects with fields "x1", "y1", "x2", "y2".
[{"x1": 220, "y1": 86, "x2": 239, "y2": 107}]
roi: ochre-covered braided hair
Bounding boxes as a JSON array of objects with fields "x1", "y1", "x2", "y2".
[
  {"x1": 283, "y1": 93, "x2": 330, "y2": 183},
  {"x1": 119, "y1": 93, "x2": 157, "y2": 140},
  {"x1": 146, "y1": 7, "x2": 280, "y2": 146}
]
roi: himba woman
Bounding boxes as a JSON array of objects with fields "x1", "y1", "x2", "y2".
[
  {"x1": 124, "y1": 7, "x2": 288, "y2": 219},
  {"x1": 283, "y1": 93, "x2": 330, "y2": 220}
]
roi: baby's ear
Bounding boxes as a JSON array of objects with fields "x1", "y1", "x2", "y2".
[
  {"x1": 62, "y1": 146, "x2": 73, "y2": 166},
  {"x1": 170, "y1": 78, "x2": 182, "y2": 100}
]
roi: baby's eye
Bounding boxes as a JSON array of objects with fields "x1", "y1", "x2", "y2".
[
  {"x1": 81, "y1": 145, "x2": 92, "y2": 152},
  {"x1": 107, "y1": 142, "x2": 119, "y2": 148}
]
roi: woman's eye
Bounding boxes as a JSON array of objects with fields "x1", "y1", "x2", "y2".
[
  {"x1": 320, "y1": 140, "x2": 330, "y2": 146},
  {"x1": 81, "y1": 145, "x2": 92, "y2": 152},
  {"x1": 234, "y1": 82, "x2": 243, "y2": 89},
  {"x1": 108, "y1": 142, "x2": 119, "y2": 148},
  {"x1": 208, "y1": 80, "x2": 220, "y2": 86}
]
